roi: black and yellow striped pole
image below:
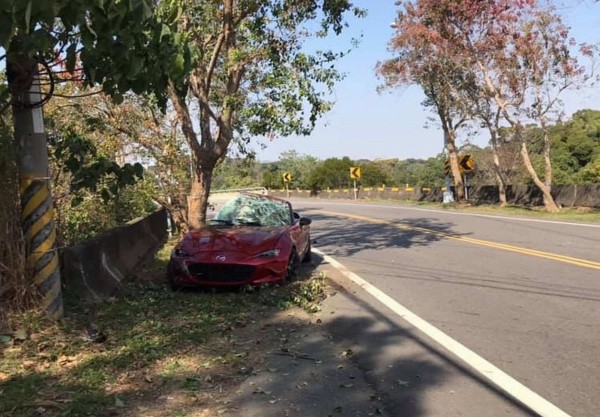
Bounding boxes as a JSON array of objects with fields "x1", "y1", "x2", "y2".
[{"x1": 9, "y1": 59, "x2": 63, "y2": 318}]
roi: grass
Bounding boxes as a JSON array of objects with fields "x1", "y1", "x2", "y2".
[
  {"x1": 0, "y1": 240, "x2": 327, "y2": 417},
  {"x1": 439, "y1": 202, "x2": 600, "y2": 223},
  {"x1": 362, "y1": 198, "x2": 600, "y2": 223}
]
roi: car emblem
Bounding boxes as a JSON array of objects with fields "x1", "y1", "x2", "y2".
[{"x1": 216, "y1": 255, "x2": 227, "y2": 262}]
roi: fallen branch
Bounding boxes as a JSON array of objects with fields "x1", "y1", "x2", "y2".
[{"x1": 271, "y1": 349, "x2": 318, "y2": 361}]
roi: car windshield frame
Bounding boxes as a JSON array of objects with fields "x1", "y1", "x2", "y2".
[{"x1": 211, "y1": 194, "x2": 293, "y2": 227}]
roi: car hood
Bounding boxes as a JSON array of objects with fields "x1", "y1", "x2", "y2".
[{"x1": 179, "y1": 226, "x2": 287, "y2": 255}]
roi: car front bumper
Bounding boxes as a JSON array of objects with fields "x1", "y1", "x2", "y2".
[{"x1": 168, "y1": 255, "x2": 288, "y2": 287}]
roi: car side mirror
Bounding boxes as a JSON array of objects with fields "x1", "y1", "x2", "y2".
[
  {"x1": 299, "y1": 217, "x2": 312, "y2": 227},
  {"x1": 293, "y1": 212, "x2": 300, "y2": 220}
]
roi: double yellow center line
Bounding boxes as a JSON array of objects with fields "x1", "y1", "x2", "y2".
[{"x1": 318, "y1": 210, "x2": 600, "y2": 271}]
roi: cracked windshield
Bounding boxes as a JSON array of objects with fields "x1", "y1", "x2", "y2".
[{"x1": 213, "y1": 195, "x2": 291, "y2": 227}]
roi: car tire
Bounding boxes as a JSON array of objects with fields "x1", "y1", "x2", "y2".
[
  {"x1": 285, "y1": 249, "x2": 300, "y2": 281},
  {"x1": 302, "y1": 241, "x2": 312, "y2": 263}
]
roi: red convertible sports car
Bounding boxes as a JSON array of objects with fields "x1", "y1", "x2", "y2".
[{"x1": 168, "y1": 193, "x2": 312, "y2": 289}]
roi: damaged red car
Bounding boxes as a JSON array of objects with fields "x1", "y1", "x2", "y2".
[{"x1": 168, "y1": 193, "x2": 312, "y2": 289}]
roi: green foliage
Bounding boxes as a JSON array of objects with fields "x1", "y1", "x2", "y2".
[
  {"x1": 1, "y1": 0, "x2": 176, "y2": 108},
  {"x1": 548, "y1": 110, "x2": 600, "y2": 184},
  {"x1": 359, "y1": 160, "x2": 392, "y2": 187},
  {"x1": 256, "y1": 154, "x2": 446, "y2": 190},
  {"x1": 267, "y1": 151, "x2": 320, "y2": 189},
  {"x1": 288, "y1": 273, "x2": 327, "y2": 313},
  {"x1": 56, "y1": 178, "x2": 158, "y2": 247},
  {"x1": 414, "y1": 156, "x2": 446, "y2": 187},
  {"x1": 497, "y1": 110, "x2": 600, "y2": 185},
  {"x1": 46, "y1": 128, "x2": 155, "y2": 246},
  {"x1": 578, "y1": 157, "x2": 600, "y2": 183},
  {"x1": 48, "y1": 130, "x2": 144, "y2": 206},
  {"x1": 262, "y1": 166, "x2": 285, "y2": 190},
  {"x1": 212, "y1": 157, "x2": 261, "y2": 190},
  {"x1": 308, "y1": 157, "x2": 355, "y2": 190}
]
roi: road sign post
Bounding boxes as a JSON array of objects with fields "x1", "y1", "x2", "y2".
[
  {"x1": 458, "y1": 155, "x2": 474, "y2": 201},
  {"x1": 350, "y1": 167, "x2": 361, "y2": 200},
  {"x1": 282, "y1": 172, "x2": 292, "y2": 198}
]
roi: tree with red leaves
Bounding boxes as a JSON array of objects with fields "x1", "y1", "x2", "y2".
[
  {"x1": 377, "y1": 9, "x2": 472, "y2": 201},
  {"x1": 380, "y1": 0, "x2": 592, "y2": 211}
]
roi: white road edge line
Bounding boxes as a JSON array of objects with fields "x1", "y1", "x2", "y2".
[
  {"x1": 301, "y1": 200, "x2": 600, "y2": 228},
  {"x1": 313, "y1": 247, "x2": 572, "y2": 417}
]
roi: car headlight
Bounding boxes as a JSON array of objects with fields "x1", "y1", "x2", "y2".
[
  {"x1": 174, "y1": 248, "x2": 189, "y2": 257},
  {"x1": 254, "y1": 249, "x2": 281, "y2": 258}
]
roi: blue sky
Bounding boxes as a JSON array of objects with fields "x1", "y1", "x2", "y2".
[{"x1": 254, "y1": 1, "x2": 600, "y2": 162}]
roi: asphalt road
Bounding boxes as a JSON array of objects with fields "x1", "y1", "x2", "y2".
[{"x1": 292, "y1": 199, "x2": 600, "y2": 417}]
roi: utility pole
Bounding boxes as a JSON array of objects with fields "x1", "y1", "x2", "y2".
[{"x1": 8, "y1": 58, "x2": 63, "y2": 319}]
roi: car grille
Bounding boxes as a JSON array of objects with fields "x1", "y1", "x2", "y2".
[{"x1": 188, "y1": 264, "x2": 256, "y2": 282}]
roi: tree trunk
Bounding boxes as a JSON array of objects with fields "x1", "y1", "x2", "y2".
[
  {"x1": 446, "y1": 132, "x2": 465, "y2": 201},
  {"x1": 187, "y1": 164, "x2": 215, "y2": 229},
  {"x1": 541, "y1": 127, "x2": 553, "y2": 209},
  {"x1": 520, "y1": 142, "x2": 559, "y2": 212},
  {"x1": 173, "y1": 208, "x2": 189, "y2": 234},
  {"x1": 164, "y1": 205, "x2": 188, "y2": 235},
  {"x1": 489, "y1": 129, "x2": 507, "y2": 205}
]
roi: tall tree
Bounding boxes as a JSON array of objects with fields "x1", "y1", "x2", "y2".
[
  {"x1": 164, "y1": 0, "x2": 364, "y2": 228},
  {"x1": 378, "y1": 6, "x2": 473, "y2": 201},
  {"x1": 463, "y1": 81, "x2": 508, "y2": 203},
  {"x1": 389, "y1": 0, "x2": 590, "y2": 211}
]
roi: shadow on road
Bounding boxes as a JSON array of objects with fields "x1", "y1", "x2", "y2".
[
  {"x1": 302, "y1": 212, "x2": 468, "y2": 257},
  {"x1": 314, "y1": 254, "x2": 538, "y2": 417}
]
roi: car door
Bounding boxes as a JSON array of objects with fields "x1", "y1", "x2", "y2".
[{"x1": 291, "y1": 210, "x2": 310, "y2": 256}]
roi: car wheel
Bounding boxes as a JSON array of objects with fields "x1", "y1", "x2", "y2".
[
  {"x1": 302, "y1": 241, "x2": 312, "y2": 263},
  {"x1": 286, "y1": 249, "x2": 300, "y2": 281},
  {"x1": 167, "y1": 262, "x2": 181, "y2": 291}
]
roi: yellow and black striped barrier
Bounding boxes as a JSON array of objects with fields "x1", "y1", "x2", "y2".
[{"x1": 20, "y1": 177, "x2": 63, "y2": 319}]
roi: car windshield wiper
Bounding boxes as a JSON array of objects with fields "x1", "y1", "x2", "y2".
[
  {"x1": 236, "y1": 219, "x2": 262, "y2": 226},
  {"x1": 209, "y1": 219, "x2": 233, "y2": 225}
]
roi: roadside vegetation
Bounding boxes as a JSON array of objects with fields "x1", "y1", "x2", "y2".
[
  {"x1": 378, "y1": 0, "x2": 597, "y2": 211},
  {"x1": 0, "y1": 242, "x2": 328, "y2": 417},
  {"x1": 213, "y1": 108, "x2": 600, "y2": 192},
  {"x1": 0, "y1": 1, "x2": 360, "y2": 313}
]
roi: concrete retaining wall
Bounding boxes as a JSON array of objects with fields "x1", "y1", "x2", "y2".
[
  {"x1": 270, "y1": 184, "x2": 600, "y2": 209},
  {"x1": 61, "y1": 208, "x2": 168, "y2": 301}
]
